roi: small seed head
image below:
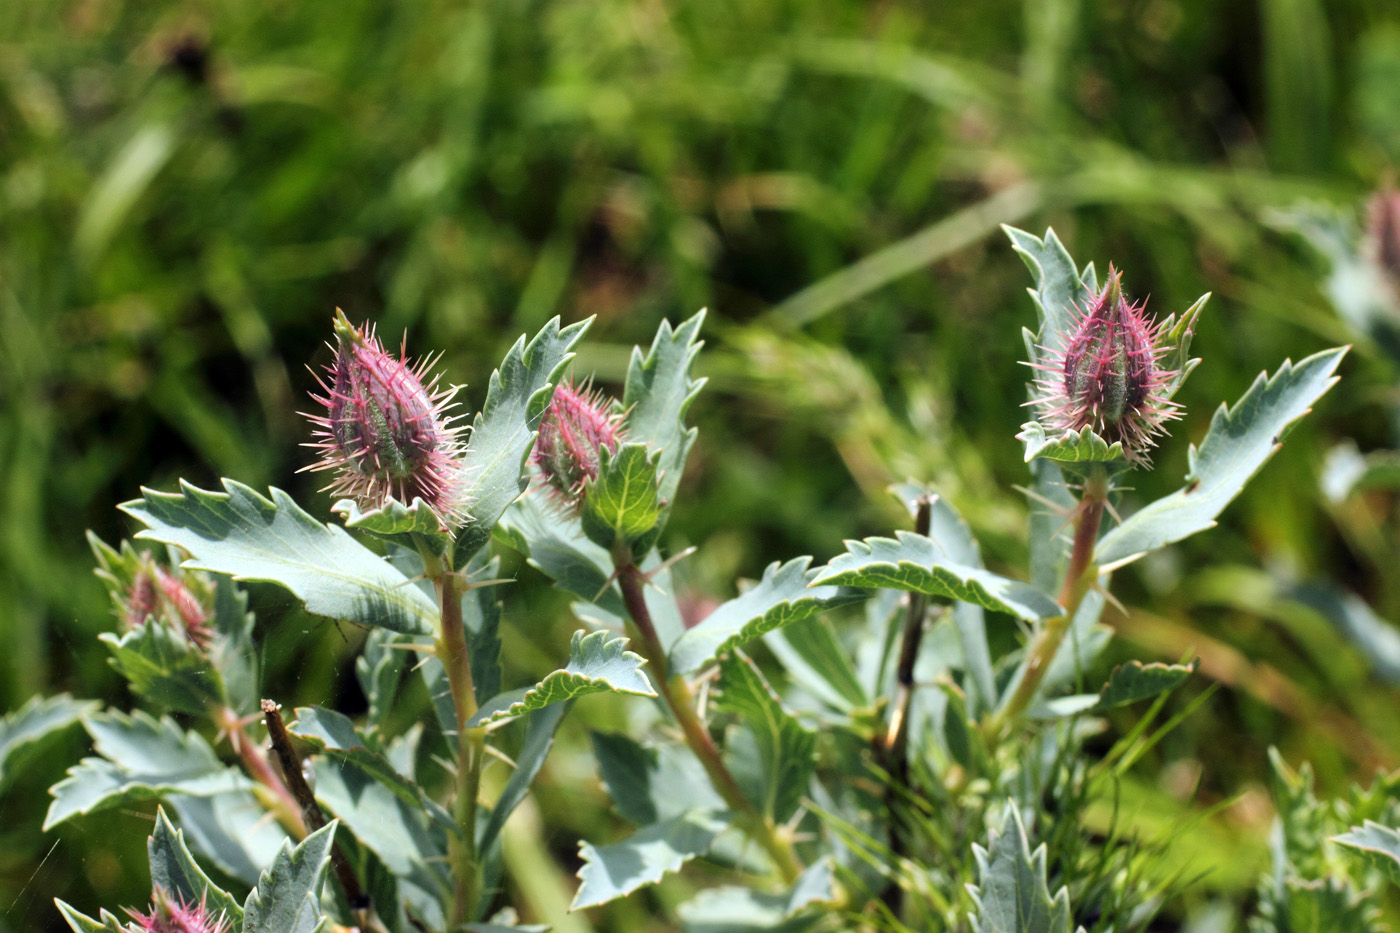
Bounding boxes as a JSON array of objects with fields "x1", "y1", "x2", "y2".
[
  {"x1": 1030, "y1": 268, "x2": 1180, "y2": 465},
  {"x1": 302, "y1": 309, "x2": 466, "y2": 527},
  {"x1": 532, "y1": 379, "x2": 624, "y2": 511}
]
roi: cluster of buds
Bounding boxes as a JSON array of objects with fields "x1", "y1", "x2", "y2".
[
  {"x1": 303, "y1": 309, "x2": 466, "y2": 528},
  {"x1": 532, "y1": 379, "x2": 625, "y2": 512},
  {"x1": 126, "y1": 890, "x2": 228, "y2": 933},
  {"x1": 1030, "y1": 267, "x2": 1180, "y2": 465}
]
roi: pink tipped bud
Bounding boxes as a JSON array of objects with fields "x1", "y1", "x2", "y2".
[
  {"x1": 126, "y1": 890, "x2": 229, "y2": 933},
  {"x1": 1031, "y1": 267, "x2": 1180, "y2": 465},
  {"x1": 1366, "y1": 185, "x2": 1400, "y2": 287},
  {"x1": 121, "y1": 557, "x2": 213, "y2": 649},
  {"x1": 532, "y1": 379, "x2": 624, "y2": 510},
  {"x1": 302, "y1": 309, "x2": 466, "y2": 527}
]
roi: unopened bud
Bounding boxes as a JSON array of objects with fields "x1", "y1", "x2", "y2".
[
  {"x1": 533, "y1": 380, "x2": 624, "y2": 510},
  {"x1": 303, "y1": 309, "x2": 465, "y2": 527},
  {"x1": 1031, "y1": 267, "x2": 1180, "y2": 465},
  {"x1": 126, "y1": 889, "x2": 229, "y2": 933}
]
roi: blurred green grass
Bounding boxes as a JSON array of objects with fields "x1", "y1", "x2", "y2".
[{"x1": 4, "y1": 0, "x2": 1400, "y2": 928}]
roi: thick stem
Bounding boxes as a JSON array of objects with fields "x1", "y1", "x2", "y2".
[
  {"x1": 615, "y1": 558, "x2": 803, "y2": 883},
  {"x1": 215, "y1": 705, "x2": 306, "y2": 839},
  {"x1": 991, "y1": 467, "x2": 1109, "y2": 732},
  {"x1": 428, "y1": 557, "x2": 487, "y2": 927}
]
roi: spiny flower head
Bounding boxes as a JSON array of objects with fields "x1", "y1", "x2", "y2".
[
  {"x1": 126, "y1": 890, "x2": 229, "y2": 933},
  {"x1": 1030, "y1": 267, "x2": 1180, "y2": 465},
  {"x1": 533, "y1": 379, "x2": 624, "y2": 511},
  {"x1": 303, "y1": 309, "x2": 466, "y2": 528},
  {"x1": 115, "y1": 552, "x2": 214, "y2": 649}
]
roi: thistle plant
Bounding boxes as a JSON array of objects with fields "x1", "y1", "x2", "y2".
[{"x1": 18, "y1": 226, "x2": 1383, "y2": 932}]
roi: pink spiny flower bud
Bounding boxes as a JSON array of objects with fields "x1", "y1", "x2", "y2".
[
  {"x1": 121, "y1": 557, "x2": 213, "y2": 649},
  {"x1": 532, "y1": 379, "x2": 624, "y2": 511},
  {"x1": 126, "y1": 890, "x2": 229, "y2": 933},
  {"x1": 1030, "y1": 267, "x2": 1180, "y2": 465},
  {"x1": 155, "y1": 567, "x2": 213, "y2": 648},
  {"x1": 303, "y1": 309, "x2": 466, "y2": 528},
  {"x1": 1365, "y1": 185, "x2": 1400, "y2": 288}
]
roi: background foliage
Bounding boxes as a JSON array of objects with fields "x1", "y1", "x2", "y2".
[{"x1": 4, "y1": 0, "x2": 1400, "y2": 929}]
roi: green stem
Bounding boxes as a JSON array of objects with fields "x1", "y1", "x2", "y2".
[
  {"x1": 990, "y1": 467, "x2": 1109, "y2": 733},
  {"x1": 426, "y1": 552, "x2": 487, "y2": 927},
  {"x1": 614, "y1": 557, "x2": 803, "y2": 883}
]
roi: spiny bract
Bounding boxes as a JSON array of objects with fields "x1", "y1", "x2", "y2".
[{"x1": 532, "y1": 379, "x2": 624, "y2": 512}]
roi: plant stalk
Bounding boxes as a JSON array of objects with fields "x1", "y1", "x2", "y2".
[
  {"x1": 614, "y1": 556, "x2": 803, "y2": 883},
  {"x1": 991, "y1": 466, "x2": 1109, "y2": 732},
  {"x1": 216, "y1": 705, "x2": 306, "y2": 839},
  {"x1": 428, "y1": 553, "x2": 487, "y2": 927}
]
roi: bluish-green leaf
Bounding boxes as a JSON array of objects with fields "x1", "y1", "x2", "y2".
[
  {"x1": 677, "y1": 858, "x2": 835, "y2": 932},
  {"x1": 335, "y1": 496, "x2": 451, "y2": 558},
  {"x1": 147, "y1": 808, "x2": 244, "y2": 925},
  {"x1": 209, "y1": 575, "x2": 259, "y2": 715},
  {"x1": 455, "y1": 316, "x2": 592, "y2": 565},
  {"x1": 0, "y1": 693, "x2": 95, "y2": 794},
  {"x1": 812, "y1": 531, "x2": 1060, "y2": 622},
  {"x1": 55, "y1": 902, "x2": 127, "y2": 933},
  {"x1": 355, "y1": 629, "x2": 410, "y2": 737},
  {"x1": 469, "y1": 630, "x2": 655, "y2": 727},
  {"x1": 1095, "y1": 347, "x2": 1348, "y2": 568},
  {"x1": 242, "y1": 821, "x2": 337, "y2": 933},
  {"x1": 715, "y1": 653, "x2": 815, "y2": 824},
  {"x1": 497, "y1": 492, "x2": 626, "y2": 616},
  {"x1": 623, "y1": 310, "x2": 707, "y2": 511},
  {"x1": 1092, "y1": 660, "x2": 1196, "y2": 711},
  {"x1": 478, "y1": 702, "x2": 571, "y2": 856},
  {"x1": 590, "y1": 732, "x2": 724, "y2": 826},
  {"x1": 169, "y1": 790, "x2": 291, "y2": 888},
  {"x1": 1321, "y1": 442, "x2": 1400, "y2": 503},
  {"x1": 764, "y1": 616, "x2": 867, "y2": 711},
  {"x1": 1017, "y1": 423, "x2": 1125, "y2": 464},
  {"x1": 289, "y1": 708, "x2": 436, "y2": 814},
  {"x1": 580, "y1": 443, "x2": 665, "y2": 556},
  {"x1": 1003, "y1": 226, "x2": 1094, "y2": 365},
  {"x1": 100, "y1": 623, "x2": 225, "y2": 715},
  {"x1": 969, "y1": 808, "x2": 1077, "y2": 933},
  {"x1": 671, "y1": 557, "x2": 863, "y2": 674},
  {"x1": 1333, "y1": 821, "x2": 1400, "y2": 886},
  {"x1": 121, "y1": 479, "x2": 437, "y2": 634},
  {"x1": 45, "y1": 711, "x2": 252, "y2": 830},
  {"x1": 464, "y1": 551, "x2": 505, "y2": 707},
  {"x1": 572, "y1": 810, "x2": 731, "y2": 910}
]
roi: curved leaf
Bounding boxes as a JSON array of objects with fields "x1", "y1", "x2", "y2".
[
  {"x1": 455, "y1": 316, "x2": 592, "y2": 565},
  {"x1": 242, "y1": 821, "x2": 337, "y2": 933},
  {"x1": 812, "y1": 531, "x2": 1060, "y2": 622},
  {"x1": 121, "y1": 479, "x2": 437, "y2": 635},
  {"x1": 571, "y1": 810, "x2": 731, "y2": 911},
  {"x1": 580, "y1": 443, "x2": 665, "y2": 556},
  {"x1": 468, "y1": 630, "x2": 655, "y2": 727},
  {"x1": 969, "y1": 808, "x2": 1078, "y2": 933},
  {"x1": 0, "y1": 694, "x2": 96, "y2": 794},
  {"x1": 335, "y1": 496, "x2": 450, "y2": 558},
  {"x1": 100, "y1": 624, "x2": 225, "y2": 715},
  {"x1": 1095, "y1": 347, "x2": 1348, "y2": 568},
  {"x1": 670, "y1": 557, "x2": 863, "y2": 674},
  {"x1": 623, "y1": 310, "x2": 707, "y2": 509},
  {"x1": 1017, "y1": 423, "x2": 1125, "y2": 464},
  {"x1": 1003, "y1": 225, "x2": 1094, "y2": 365},
  {"x1": 147, "y1": 808, "x2": 244, "y2": 926}
]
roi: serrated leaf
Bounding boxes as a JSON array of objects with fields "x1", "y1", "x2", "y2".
[
  {"x1": 968, "y1": 808, "x2": 1075, "y2": 933},
  {"x1": 455, "y1": 317, "x2": 592, "y2": 565},
  {"x1": 242, "y1": 821, "x2": 337, "y2": 933},
  {"x1": 170, "y1": 790, "x2": 290, "y2": 888},
  {"x1": 121, "y1": 479, "x2": 437, "y2": 634},
  {"x1": 590, "y1": 732, "x2": 724, "y2": 826},
  {"x1": 764, "y1": 615, "x2": 867, "y2": 711},
  {"x1": 464, "y1": 551, "x2": 505, "y2": 707},
  {"x1": 0, "y1": 693, "x2": 95, "y2": 793},
  {"x1": 147, "y1": 808, "x2": 244, "y2": 925},
  {"x1": 677, "y1": 858, "x2": 835, "y2": 932},
  {"x1": 670, "y1": 557, "x2": 864, "y2": 674},
  {"x1": 1017, "y1": 422, "x2": 1126, "y2": 464},
  {"x1": 1003, "y1": 226, "x2": 1094, "y2": 365},
  {"x1": 335, "y1": 496, "x2": 451, "y2": 558},
  {"x1": 623, "y1": 310, "x2": 707, "y2": 512},
  {"x1": 289, "y1": 708, "x2": 438, "y2": 815},
  {"x1": 571, "y1": 810, "x2": 731, "y2": 910},
  {"x1": 100, "y1": 623, "x2": 225, "y2": 715},
  {"x1": 313, "y1": 756, "x2": 450, "y2": 927},
  {"x1": 497, "y1": 493, "x2": 627, "y2": 617},
  {"x1": 55, "y1": 902, "x2": 127, "y2": 933},
  {"x1": 478, "y1": 702, "x2": 571, "y2": 857},
  {"x1": 45, "y1": 711, "x2": 252, "y2": 829},
  {"x1": 580, "y1": 443, "x2": 665, "y2": 556},
  {"x1": 355, "y1": 629, "x2": 410, "y2": 736},
  {"x1": 1333, "y1": 821, "x2": 1400, "y2": 886},
  {"x1": 209, "y1": 575, "x2": 259, "y2": 715},
  {"x1": 715, "y1": 653, "x2": 815, "y2": 824},
  {"x1": 1095, "y1": 347, "x2": 1348, "y2": 568},
  {"x1": 812, "y1": 531, "x2": 1060, "y2": 622},
  {"x1": 1267, "y1": 876, "x2": 1380, "y2": 933},
  {"x1": 469, "y1": 630, "x2": 655, "y2": 727},
  {"x1": 1092, "y1": 660, "x2": 1197, "y2": 711}
]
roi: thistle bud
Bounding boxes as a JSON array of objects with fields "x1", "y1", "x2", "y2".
[
  {"x1": 119, "y1": 555, "x2": 213, "y2": 649},
  {"x1": 1031, "y1": 267, "x2": 1179, "y2": 465},
  {"x1": 532, "y1": 379, "x2": 624, "y2": 511},
  {"x1": 126, "y1": 890, "x2": 228, "y2": 933},
  {"x1": 303, "y1": 309, "x2": 465, "y2": 527}
]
